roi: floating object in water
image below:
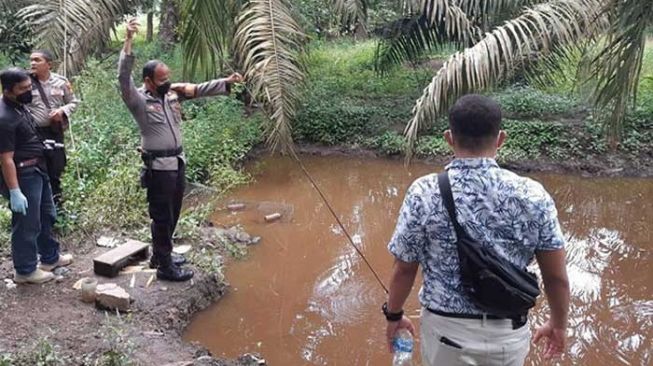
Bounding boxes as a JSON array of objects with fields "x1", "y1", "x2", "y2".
[
  {"x1": 264, "y1": 213, "x2": 282, "y2": 222},
  {"x1": 228, "y1": 203, "x2": 246, "y2": 211}
]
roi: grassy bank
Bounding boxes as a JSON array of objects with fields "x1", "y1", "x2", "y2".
[{"x1": 294, "y1": 40, "x2": 653, "y2": 170}]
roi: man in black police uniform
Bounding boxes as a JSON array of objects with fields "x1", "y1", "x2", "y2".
[{"x1": 0, "y1": 68, "x2": 72, "y2": 284}]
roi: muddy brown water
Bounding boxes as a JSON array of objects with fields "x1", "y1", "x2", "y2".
[{"x1": 184, "y1": 155, "x2": 652, "y2": 365}]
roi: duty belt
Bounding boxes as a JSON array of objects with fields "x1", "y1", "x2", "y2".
[{"x1": 143, "y1": 146, "x2": 183, "y2": 158}]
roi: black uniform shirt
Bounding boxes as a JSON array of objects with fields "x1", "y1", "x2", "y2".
[{"x1": 0, "y1": 96, "x2": 45, "y2": 169}]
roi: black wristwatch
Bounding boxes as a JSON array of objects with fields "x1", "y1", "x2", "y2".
[{"x1": 382, "y1": 302, "x2": 404, "y2": 322}]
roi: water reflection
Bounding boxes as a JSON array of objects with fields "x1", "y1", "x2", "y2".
[{"x1": 184, "y1": 156, "x2": 652, "y2": 366}]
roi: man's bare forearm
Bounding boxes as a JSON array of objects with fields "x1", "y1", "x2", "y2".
[
  {"x1": 387, "y1": 259, "x2": 419, "y2": 313},
  {"x1": 543, "y1": 275, "x2": 570, "y2": 328},
  {"x1": 0, "y1": 154, "x2": 18, "y2": 190}
]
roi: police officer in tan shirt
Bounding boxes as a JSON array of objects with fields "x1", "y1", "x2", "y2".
[
  {"x1": 27, "y1": 49, "x2": 80, "y2": 208},
  {"x1": 118, "y1": 19, "x2": 243, "y2": 281}
]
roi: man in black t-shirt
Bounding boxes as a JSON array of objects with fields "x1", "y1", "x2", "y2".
[{"x1": 0, "y1": 68, "x2": 72, "y2": 284}]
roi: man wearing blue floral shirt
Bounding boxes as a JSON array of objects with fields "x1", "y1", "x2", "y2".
[{"x1": 384, "y1": 94, "x2": 570, "y2": 365}]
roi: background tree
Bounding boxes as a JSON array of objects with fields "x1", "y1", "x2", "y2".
[
  {"x1": 142, "y1": 0, "x2": 159, "y2": 42},
  {"x1": 374, "y1": 0, "x2": 651, "y2": 155},
  {"x1": 8, "y1": 0, "x2": 650, "y2": 153},
  {"x1": 159, "y1": 0, "x2": 180, "y2": 49},
  {"x1": 15, "y1": 0, "x2": 140, "y2": 76},
  {"x1": 0, "y1": 2, "x2": 33, "y2": 65}
]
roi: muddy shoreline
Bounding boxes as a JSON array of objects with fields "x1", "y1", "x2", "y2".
[
  {"x1": 0, "y1": 231, "x2": 260, "y2": 366},
  {"x1": 271, "y1": 143, "x2": 653, "y2": 178}
]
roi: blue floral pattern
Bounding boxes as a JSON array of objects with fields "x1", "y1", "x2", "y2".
[{"x1": 388, "y1": 158, "x2": 565, "y2": 314}]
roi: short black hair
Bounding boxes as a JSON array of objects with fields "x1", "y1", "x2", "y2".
[
  {"x1": 448, "y1": 94, "x2": 502, "y2": 151},
  {"x1": 0, "y1": 67, "x2": 30, "y2": 92},
  {"x1": 32, "y1": 49, "x2": 55, "y2": 62},
  {"x1": 142, "y1": 60, "x2": 164, "y2": 81}
]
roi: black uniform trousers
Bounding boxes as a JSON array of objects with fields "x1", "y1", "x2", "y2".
[
  {"x1": 146, "y1": 160, "x2": 186, "y2": 267},
  {"x1": 37, "y1": 127, "x2": 66, "y2": 207}
]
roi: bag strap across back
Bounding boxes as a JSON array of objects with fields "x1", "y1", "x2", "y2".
[{"x1": 437, "y1": 172, "x2": 466, "y2": 239}]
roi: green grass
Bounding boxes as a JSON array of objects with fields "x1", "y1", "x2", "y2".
[
  {"x1": 294, "y1": 40, "x2": 430, "y2": 145},
  {"x1": 294, "y1": 39, "x2": 653, "y2": 165}
]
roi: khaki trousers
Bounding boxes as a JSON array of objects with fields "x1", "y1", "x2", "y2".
[{"x1": 420, "y1": 309, "x2": 530, "y2": 366}]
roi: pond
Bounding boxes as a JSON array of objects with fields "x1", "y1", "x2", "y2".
[{"x1": 184, "y1": 155, "x2": 652, "y2": 365}]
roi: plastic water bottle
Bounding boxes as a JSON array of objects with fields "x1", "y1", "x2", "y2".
[{"x1": 392, "y1": 329, "x2": 414, "y2": 366}]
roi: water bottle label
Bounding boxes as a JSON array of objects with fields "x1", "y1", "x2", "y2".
[{"x1": 392, "y1": 337, "x2": 413, "y2": 353}]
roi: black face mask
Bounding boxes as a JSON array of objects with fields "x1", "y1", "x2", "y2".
[
  {"x1": 156, "y1": 81, "x2": 171, "y2": 96},
  {"x1": 16, "y1": 90, "x2": 33, "y2": 104}
]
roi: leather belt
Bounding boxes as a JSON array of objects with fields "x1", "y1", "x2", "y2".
[
  {"x1": 427, "y1": 308, "x2": 527, "y2": 329},
  {"x1": 17, "y1": 158, "x2": 41, "y2": 168}
]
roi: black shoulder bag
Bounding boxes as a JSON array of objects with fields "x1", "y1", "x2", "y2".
[{"x1": 437, "y1": 172, "x2": 540, "y2": 316}]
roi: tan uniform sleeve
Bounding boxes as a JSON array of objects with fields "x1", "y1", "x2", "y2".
[
  {"x1": 61, "y1": 79, "x2": 80, "y2": 118},
  {"x1": 118, "y1": 51, "x2": 145, "y2": 115},
  {"x1": 196, "y1": 78, "x2": 230, "y2": 98}
]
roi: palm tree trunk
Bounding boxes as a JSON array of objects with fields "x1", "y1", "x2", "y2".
[
  {"x1": 353, "y1": 22, "x2": 367, "y2": 40},
  {"x1": 146, "y1": 12, "x2": 154, "y2": 42},
  {"x1": 159, "y1": 0, "x2": 180, "y2": 49}
]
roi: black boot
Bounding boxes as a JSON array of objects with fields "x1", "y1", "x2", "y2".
[
  {"x1": 149, "y1": 253, "x2": 187, "y2": 269},
  {"x1": 157, "y1": 263, "x2": 194, "y2": 282}
]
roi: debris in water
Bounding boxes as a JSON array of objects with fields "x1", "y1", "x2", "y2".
[
  {"x1": 227, "y1": 203, "x2": 246, "y2": 211},
  {"x1": 264, "y1": 212, "x2": 282, "y2": 222}
]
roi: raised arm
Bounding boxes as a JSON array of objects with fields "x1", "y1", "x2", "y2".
[{"x1": 117, "y1": 19, "x2": 143, "y2": 112}]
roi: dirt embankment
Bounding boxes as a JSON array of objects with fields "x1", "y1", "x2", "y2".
[
  {"x1": 0, "y1": 229, "x2": 261, "y2": 366},
  {"x1": 287, "y1": 143, "x2": 653, "y2": 178}
]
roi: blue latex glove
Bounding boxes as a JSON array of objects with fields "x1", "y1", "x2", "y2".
[{"x1": 9, "y1": 188, "x2": 28, "y2": 215}]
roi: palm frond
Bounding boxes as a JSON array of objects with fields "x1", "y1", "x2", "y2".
[
  {"x1": 591, "y1": 0, "x2": 652, "y2": 146},
  {"x1": 18, "y1": 0, "x2": 139, "y2": 76},
  {"x1": 454, "y1": 0, "x2": 544, "y2": 29},
  {"x1": 405, "y1": 0, "x2": 606, "y2": 158},
  {"x1": 375, "y1": 5, "x2": 482, "y2": 73},
  {"x1": 180, "y1": 0, "x2": 243, "y2": 80},
  {"x1": 333, "y1": 0, "x2": 367, "y2": 31},
  {"x1": 234, "y1": 0, "x2": 306, "y2": 154}
]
